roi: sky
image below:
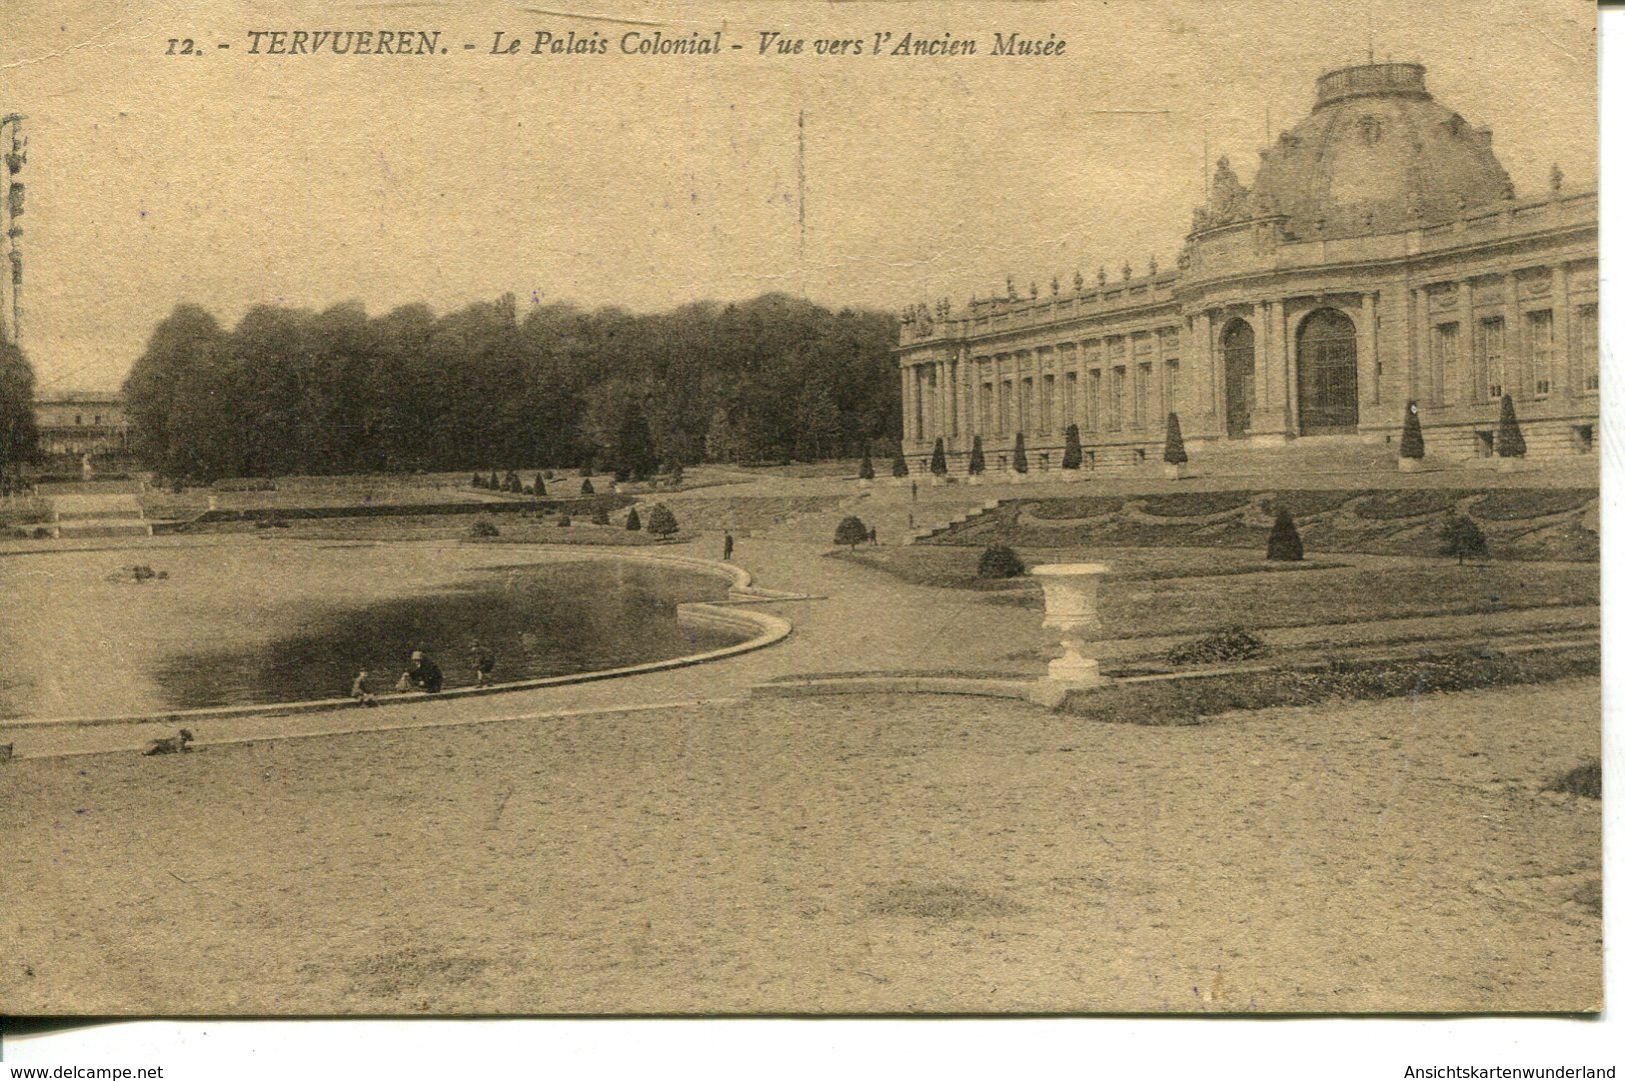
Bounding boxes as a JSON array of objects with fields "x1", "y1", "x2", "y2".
[{"x1": 0, "y1": 0, "x2": 1597, "y2": 391}]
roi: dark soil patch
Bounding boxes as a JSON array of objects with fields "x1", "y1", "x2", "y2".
[{"x1": 1544, "y1": 760, "x2": 1601, "y2": 799}]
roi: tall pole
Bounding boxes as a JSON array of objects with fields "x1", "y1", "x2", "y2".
[
  {"x1": 797, "y1": 108, "x2": 807, "y2": 299},
  {"x1": 1, "y1": 113, "x2": 25, "y2": 348}
]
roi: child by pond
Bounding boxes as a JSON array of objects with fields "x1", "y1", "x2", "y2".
[{"x1": 469, "y1": 640, "x2": 496, "y2": 687}]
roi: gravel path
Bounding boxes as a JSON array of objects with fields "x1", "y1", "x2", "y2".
[{"x1": 0, "y1": 680, "x2": 1598, "y2": 1015}]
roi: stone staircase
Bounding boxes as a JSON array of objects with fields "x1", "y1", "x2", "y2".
[{"x1": 49, "y1": 492, "x2": 153, "y2": 539}]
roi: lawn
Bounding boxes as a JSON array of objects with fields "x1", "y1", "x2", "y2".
[
  {"x1": 929, "y1": 487, "x2": 1598, "y2": 562},
  {"x1": 837, "y1": 544, "x2": 1597, "y2": 640},
  {"x1": 832, "y1": 544, "x2": 1346, "y2": 590}
]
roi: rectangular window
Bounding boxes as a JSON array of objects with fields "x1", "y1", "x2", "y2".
[
  {"x1": 1108, "y1": 367, "x2": 1125, "y2": 431},
  {"x1": 1087, "y1": 370, "x2": 1101, "y2": 432},
  {"x1": 1064, "y1": 371, "x2": 1077, "y2": 427},
  {"x1": 1476, "y1": 316, "x2": 1505, "y2": 401},
  {"x1": 1135, "y1": 363, "x2": 1152, "y2": 428},
  {"x1": 1020, "y1": 377, "x2": 1033, "y2": 434},
  {"x1": 1164, "y1": 359, "x2": 1180, "y2": 415},
  {"x1": 1578, "y1": 304, "x2": 1599, "y2": 393},
  {"x1": 998, "y1": 380, "x2": 1011, "y2": 435},
  {"x1": 980, "y1": 383, "x2": 993, "y2": 433},
  {"x1": 1431, "y1": 322, "x2": 1459, "y2": 405},
  {"x1": 1525, "y1": 309, "x2": 1553, "y2": 397},
  {"x1": 1041, "y1": 374, "x2": 1055, "y2": 433}
]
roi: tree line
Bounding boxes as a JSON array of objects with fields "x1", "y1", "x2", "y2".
[{"x1": 121, "y1": 292, "x2": 901, "y2": 482}]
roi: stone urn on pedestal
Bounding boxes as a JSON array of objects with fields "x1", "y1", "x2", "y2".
[{"x1": 1027, "y1": 562, "x2": 1111, "y2": 707}]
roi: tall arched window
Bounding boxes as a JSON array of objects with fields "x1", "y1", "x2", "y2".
[{"x1": 1297, "y1": 309, "x2": 1359, "y2": 434}]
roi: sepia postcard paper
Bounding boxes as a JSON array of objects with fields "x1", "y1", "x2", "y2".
[{"x1": 0, "y1": 0, "x2": 1602, "y2": 1017}]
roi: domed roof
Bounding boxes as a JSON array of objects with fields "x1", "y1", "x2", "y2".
[{"x1": 1228, "y1": 63, "x2": 1514, "y2": 240}]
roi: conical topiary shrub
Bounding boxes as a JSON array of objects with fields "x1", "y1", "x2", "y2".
[
  {"x1": 1399, "y1": 401, "x2": 1425, "y2": 460},
  {"x1": 580, "y1": 478, "x2": 595, "y2": 495},
  {"x1": 930, "y1": 437, "x2": 948, "y2": 477},
  {"x1": 858, "y1": 449, "x2": 875, "y2": 481},
  {"x1": 471, "y1": 472, "x2": 483, "y2": 489},
  {"x1": 834, "y1": 515, "x2": 868, "y2": 550},
  {"x1": 1061, "y1": 425, "x2": 1083, "y2": 470},
  {"x1": 1163, "y1": 413, "x2": 1188, "y2": 465},
  {"x1": 1440, "y1": 512, "x2": 1488, "y2": 564},
  {"x1": 968, "y1": 435, "x2": 986, "y2": 476},
  {"x1": 534, "y1": 473, "x2": 547, "y2": 496},
  {"x1": 626, "y1": 506, "x2": 642, "y2": 531},
  {"x1": 1266, "y1": 508, "x2": 1303, "y2": 561},
  {"x1": 892, "y1": 451, "x2": 909, "y2": 478},
  {"x1": 489, "y1": 470, "x2": 500, "y2": 490},
  {"x1": 1496, "y1": 395, "x2": 1526, "y2": 458},
  {"x1": 1013, "y1": 432, "x2": 1029, "y2": 474}
]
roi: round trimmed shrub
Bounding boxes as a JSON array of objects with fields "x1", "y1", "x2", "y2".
[
  {"x1": 469, "y1": 519, "x2": 500, "y2": 538},
  {"x1": 833, "y1": 515, "x2": 868, "y2": 549},
  {"x1": 977, "y1": 544, "x2": 1025, "y2": 579},
  {"x1": 557, "y1": 514, "x2": 571, "y2": 527}
]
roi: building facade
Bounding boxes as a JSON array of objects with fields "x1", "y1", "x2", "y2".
[
  {"x1": 895, "y1": 62, "x2": 1598, "y2": 473},
  {"x1": 33, "y1": 390, "x2": 131, "y2": 466}
]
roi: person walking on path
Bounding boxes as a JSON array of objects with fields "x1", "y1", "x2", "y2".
[
  {"x1": 868, "y1": 526, "x2": 877, "y2": 546},
  {"x1": 723, "y1": 531, "x2": 735, "y2": 561},
  {"x1": 911, "y1": 480, "x2": 918, "y2": 503}
]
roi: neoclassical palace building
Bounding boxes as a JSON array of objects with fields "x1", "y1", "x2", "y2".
[{"x1": 894, "y1": 61, "x2": 1598, "y2": 472}]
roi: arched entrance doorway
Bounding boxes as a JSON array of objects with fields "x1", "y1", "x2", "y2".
[
  {"x1": 1221, "y1": 320, "x2": 1256, "y2": 438},
  {"x1": 1297, "y1": 308, "x2": 1359, "y2": 434}
]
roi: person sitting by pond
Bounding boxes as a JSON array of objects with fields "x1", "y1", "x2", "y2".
[
  {"x1": 351, "y1": 669, "x2": 379, "y2": 707},
  {"x1": 469, "y1": 640, "x2": 496, "y2": 687},
  {"x1": 399, "y1": 650, "x2": 444, "y2": 694}
]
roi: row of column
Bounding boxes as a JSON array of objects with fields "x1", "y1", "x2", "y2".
[
  {"x1": 905, "y1": 333, "x2": 1182, "y2": 447},
  {"x1": 1407, "y1": 264, "x2": 1592, "y2": 409}
]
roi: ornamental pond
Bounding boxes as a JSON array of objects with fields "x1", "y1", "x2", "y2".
[{"x1": 0, "y1": 539, "x2": 740, "y2": 720}]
